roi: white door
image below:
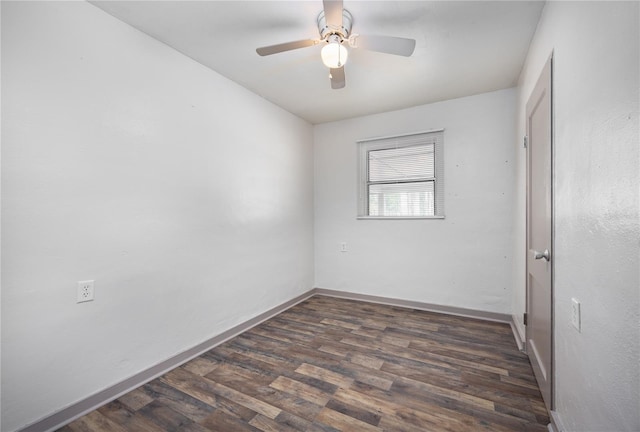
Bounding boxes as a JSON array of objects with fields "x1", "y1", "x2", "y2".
[{"x1": 526, "y1": 55, "x2": 553, "y2": 411}]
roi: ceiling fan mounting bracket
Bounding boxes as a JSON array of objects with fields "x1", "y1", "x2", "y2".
[{"x1": 317, "y1": 9, "x2": 353, "y2": 41}]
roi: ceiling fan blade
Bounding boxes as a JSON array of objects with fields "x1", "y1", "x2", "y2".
[
  {"x1": 330, "y1": 67, "x2": 345, "y2": 89},
  {"x1": 256, "y1": 39, "x2": 318, "y2": 56},
  {"x1": 323, "y1": 0, "x2": 343, "y2": 29},
  {"x1": 352, "y1": 34, "x2": 416, "y2": 57}
]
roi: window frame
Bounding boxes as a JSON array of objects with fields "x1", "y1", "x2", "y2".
[{"x1": 357, "y1": 129, "x2": 445, "y2": 220}]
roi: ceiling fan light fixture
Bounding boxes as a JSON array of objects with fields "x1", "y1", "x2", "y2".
[
  {"x1": 256, "y1": 5, "x2": 416, "y2": 90},
  {"x1": 321, "y1": 41, "x2": 348, "y2": 68}
]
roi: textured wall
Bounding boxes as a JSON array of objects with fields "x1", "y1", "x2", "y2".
[
  {"x1": 314, "y1": 88, "x2": 517, "y2": 314},
  {"x1": 513, "y1": 2, "x2": 640, "y2": 430},
  {"x1": 1, "y1": 2, "x2": 314, "y2": 431}
]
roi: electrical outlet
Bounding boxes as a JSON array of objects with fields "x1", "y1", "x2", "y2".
[
  {"x1": 340, "y1": 242, "x2": 348, "y2": 252},
  {"x1": 571, "y1": 298, "x2": 581, "y2": 332},
  {"x1": 77, "y1": 280, "x2": 94, "y2": 303}
]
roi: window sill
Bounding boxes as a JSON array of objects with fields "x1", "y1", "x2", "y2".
[{"x1": 357, "y1": 215, "x2": 445, "y2": 220}]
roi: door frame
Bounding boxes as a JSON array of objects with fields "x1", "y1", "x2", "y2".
[{"x1": 525, "y1": 53, "x2": 555, "y2": 411}]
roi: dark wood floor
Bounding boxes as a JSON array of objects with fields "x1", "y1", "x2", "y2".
[{"x1": 59, "y1": 296, "x2": 549, "y2": 431}]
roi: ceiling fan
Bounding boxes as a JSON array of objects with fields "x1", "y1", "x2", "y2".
[{"x1": 256, "y1": 0, "x2": 416, "y2": 89}]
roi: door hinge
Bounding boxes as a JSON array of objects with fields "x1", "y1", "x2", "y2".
[
  {"x1": 523, "y1": 135, "x2": 528, "y2": 148},
  {"x1": 523, "y1": 312, "x2": 528, "y2": 326}
]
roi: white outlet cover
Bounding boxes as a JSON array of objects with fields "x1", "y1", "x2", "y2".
[{"x1": 77, "y1": 280, "x2": 95, "y2": 303}]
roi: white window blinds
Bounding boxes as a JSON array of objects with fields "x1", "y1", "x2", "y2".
[{"x1": 358, "y1": 130, "x2": 444, "y2": 218}]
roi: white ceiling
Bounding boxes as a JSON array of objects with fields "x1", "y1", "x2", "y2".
[{"x1": 90, "y1": 1, "x2": 545, "y2": 124}]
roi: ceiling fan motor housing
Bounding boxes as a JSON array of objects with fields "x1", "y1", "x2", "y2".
[{"x1": 317, "y1": 9, "x2": 353, "y2": 41}]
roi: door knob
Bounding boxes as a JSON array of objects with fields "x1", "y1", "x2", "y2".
[{"x1": 533, "y1": 249, "x2": 550, "y2": 262}]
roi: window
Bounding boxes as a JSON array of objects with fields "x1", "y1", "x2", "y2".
[{"x1": 358, "y1": 130, "x2": 444, "y2": 218}]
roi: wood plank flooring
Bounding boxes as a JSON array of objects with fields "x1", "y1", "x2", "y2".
[{"x1": 58, "y1": 296, "x2": 549, "y2": 431}]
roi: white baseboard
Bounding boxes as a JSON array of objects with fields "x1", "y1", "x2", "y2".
[
  {"x1": 548, "y1": 410, "x2": 566, "y2": 432},
  {"x1": 511, "y1": 313, "x2": 526, "y2": 352},
  {"x1": 18, "y1": 288, "x2": 521, "y2": 432},
  {"x1": 314, "y1": 288, "x2": 512, "y2": 323}
]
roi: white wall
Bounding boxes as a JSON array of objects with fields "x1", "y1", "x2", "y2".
[
  {"x1": 314, "y1": 88, "x2": 517, "y2": 314},
  {"x1": 1, "y1": 2, "x2": 314, "y2": 431},
  {"x1": 513, "y1": 2, "x2": 639, "y2": 431}
]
